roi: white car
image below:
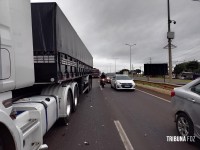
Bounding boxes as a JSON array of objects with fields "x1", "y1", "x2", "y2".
[{"x1": 111, "y1": 74, "x2": 135, "y2": 90}]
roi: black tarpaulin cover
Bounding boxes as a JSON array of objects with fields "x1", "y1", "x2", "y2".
[{"x1": 31, "y1": 3, "x2": 93, "y2": 67}]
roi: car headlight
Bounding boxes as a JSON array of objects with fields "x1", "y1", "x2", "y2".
[{"x1": 116, "y1": 81, "x2": 121, "y2": 85}]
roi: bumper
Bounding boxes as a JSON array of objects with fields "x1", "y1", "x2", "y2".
[{"x1": 115, "y1": 84, "x2": 135, "y2": 90}]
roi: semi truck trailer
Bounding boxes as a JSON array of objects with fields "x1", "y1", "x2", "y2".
[{"x1": 0, "y1": 1, "x2": 93, "y2": 150}]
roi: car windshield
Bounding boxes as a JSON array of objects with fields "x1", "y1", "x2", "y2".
[{"x1": 116, "y1": 75, "x2": 131, "y2": 80}]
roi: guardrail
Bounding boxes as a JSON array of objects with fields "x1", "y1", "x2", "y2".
[{"x1": 134, "y1": 80, "x2": 182, "y2": 91}]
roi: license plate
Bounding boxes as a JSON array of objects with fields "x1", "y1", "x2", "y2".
[{"x1": 124, "y1": 85, "x2": 130, "y2": 88}]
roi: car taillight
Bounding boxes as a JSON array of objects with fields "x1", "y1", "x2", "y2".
[{"x1": 171, "y1": 90, "x2": 175, "y2": 97}]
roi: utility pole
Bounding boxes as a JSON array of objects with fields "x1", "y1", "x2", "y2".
[
  {"x1": 149, "y1": 57, "x2": 152, "y2": 64},
  {"x1": 113, "y1": 58, "x2": 119, "y2": 73},
  {"x1": 167, "y1": 0, "x2": 176, "y2": 83},
  {"x1": 125, "y1": 43, "x2": 136, "y2": 71}
]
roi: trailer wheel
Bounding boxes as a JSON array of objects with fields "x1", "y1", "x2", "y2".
[
  {"x1": 0, "y1": 123, "x2": 16, "y2": 150},
  {"x1": 86, "y1": 78, "x2": 92, "y2": 93},
  {"x1": 72, "y1": 86, "x2": 78, "y2": 112},
  {"x1": 62, "y1": 91, "x2": 73, "y2": 125}
]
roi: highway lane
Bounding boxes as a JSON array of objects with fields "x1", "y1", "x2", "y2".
[
  {"x1": 43, "y1": 79, "x2": 125, "y2": 150},
  {"x1": 44, "y1": 79, "x2": 200, "y2": 150},
  {"x1": 103, "y1": 83, "x2": 200, "y2": 150}
]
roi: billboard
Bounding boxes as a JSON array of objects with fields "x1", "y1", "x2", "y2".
[{"x1": 144, "y1": 64, "x2": 168, "y2": 76}]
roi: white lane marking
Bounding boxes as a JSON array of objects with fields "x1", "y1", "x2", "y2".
[
  {"x1": 114, "y1": 120, "x2": 134, "y2": 150},
  {"x1": 136, "y1": 89, "x2": 171, "y2": 103}
]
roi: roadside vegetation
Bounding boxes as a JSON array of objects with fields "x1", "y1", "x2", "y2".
[{"x1": 173, "y1": 60, "x2": 200, "y2": 79}]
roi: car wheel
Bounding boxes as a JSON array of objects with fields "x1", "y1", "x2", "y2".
[{"x1": 176, "y1": 113, "x2": 194, "y2": 137}]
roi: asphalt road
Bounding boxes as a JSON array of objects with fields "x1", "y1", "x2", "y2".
[{"x1": 44, "y1": 79, "x2": 200, "y2": 150}]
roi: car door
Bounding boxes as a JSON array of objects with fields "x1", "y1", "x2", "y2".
[{"x1": 189, "y1": 83, "x2": 200, "y2": 135}]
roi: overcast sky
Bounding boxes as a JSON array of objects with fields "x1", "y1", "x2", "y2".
[{"x1": 31, "y1": 0, "x2": 200, "y2": 72}]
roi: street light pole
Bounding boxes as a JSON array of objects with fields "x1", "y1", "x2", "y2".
[
  {"x1": 167, "y1": 0, "x2": 172, "y2": 83},
  {"x1": 167, "y1": 0, "x2": 176, "y2": 83},
  {"x1": 113, "y1": 58, "x2": 119, "y2": 73},
  {"x1": 125, "y1": 43, "x2": 136, "y2": 71}
]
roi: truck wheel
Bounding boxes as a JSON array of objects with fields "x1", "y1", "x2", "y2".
[
  {"x1": 62, "y1": 91, "x2": 73, "y2": 125},
  {"x1": 176, "y1": 113, "x2": 194, "y2": 137},
  {"x1": 0, "y1": 124, "x2": 16, "y2": 150},
  {"x1": 86, "y1": 78, "x2": 92, "y2": 93},
  {"x1": 72, "y1": 86, "x2": 78, "y2": 112}
]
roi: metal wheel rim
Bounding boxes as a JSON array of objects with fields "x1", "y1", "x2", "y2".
[
  {"x1": 177, "y1": 117, "x2": 189, "y2": 136},
  {"x1": 66, "y1": 97, "x2": 71, "y2": 116},
  {"x1": 74, "y1": 88, "x2": 78, "y2": 106}
]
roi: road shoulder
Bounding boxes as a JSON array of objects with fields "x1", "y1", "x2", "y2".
[{"x1": 136, "y1": 86, "x2": 171, "y2": 101}]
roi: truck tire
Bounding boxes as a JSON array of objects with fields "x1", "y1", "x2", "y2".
[
  {"x1": 86, "y1": 78, "x2": 92, "y2": 93},
  {"x1": 72, "y1": 86, "x2": 78, "y2": 112},
  {"x1": 0, "y1": 124, "x2": 16, "y2": 150},
  {"x1": 62, "y1": 91, "x2": 73, "y2": 125}
]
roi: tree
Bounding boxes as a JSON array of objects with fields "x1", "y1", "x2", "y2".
[
  {"x1": 186, "y1": 61, "x2": 199, "y2": 72},
  {"x1": 194, "y1": 68, "x2": 200, "y2": 73},
  {"x1": 173, "y1": 63, "x2": 186, "y2": 76},
  {"x1": 173, "y1": 61, "x2": 200, "y2": 78},
  {"x1": 135, "y1": 69, "x2": 141, "y2": 74}
]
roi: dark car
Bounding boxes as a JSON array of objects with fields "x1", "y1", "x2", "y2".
[{"x1": 105, "y1": 73, "x2": 115, "y2": 83}]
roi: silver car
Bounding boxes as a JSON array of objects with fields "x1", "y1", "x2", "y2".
[{"x1": 171, "y1": 78, "x2": 200, "y2": 139}]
